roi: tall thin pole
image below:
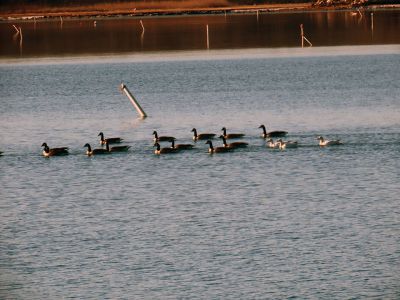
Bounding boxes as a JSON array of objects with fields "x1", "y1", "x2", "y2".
[
  {"x1": 120, "y1": 84, "x2": 147, "y2": 119},
  {"x1": 371, "y1": 12, "x2": 374, "y2": 32},
  {"x1": 300, "y1": 24, "x2": 304, "y2": 48},
  {"x1": 206, "y1": 24, "x2": 209, "y2": 49}
]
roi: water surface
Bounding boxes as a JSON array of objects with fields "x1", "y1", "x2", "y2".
[{"x1": 1, "y1": 46, "x2": 399, "y2": 298}]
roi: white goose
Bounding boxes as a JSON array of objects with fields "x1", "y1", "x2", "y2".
[
  {"x1": 276, "y1": 139, "x2": 298, "y2": 150},
  {"x1": 317, "y1": 136, "x2": 342, "y2": 146},
  {"x1": 266, "y1": 138, "x2": 279, "y2": 149}
]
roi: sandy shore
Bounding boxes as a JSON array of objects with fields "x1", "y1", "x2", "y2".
[{"x1": 2, "y1": 2, "x2": 398, "y2": 20}]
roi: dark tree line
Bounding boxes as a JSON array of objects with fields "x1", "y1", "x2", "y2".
[{"x1": 0, "y1": 0, "x2": 311, "y2": 6}]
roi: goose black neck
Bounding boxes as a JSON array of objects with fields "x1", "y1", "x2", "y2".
[
  {"x1": 86, "y1": 144, "x2": 92, "y2": 152},
  {"x1": 192, "y1": 128, "x2": 198, "y2": 138},
  {"x1": 153, "y1": 131, "x2": 158, "y2": 139},
  {"x1": 221, "y1": 128, "x2": 227, "y2": 136},
  {"x1": 171, "y1": 140, "x2": 175, "y2": 148},
  {"x1": 260, "y1": 125, "x2": 267, "y2": 135},
  {"x1": 221, "y1": 136, "x2": 227, "y2": 146},
  {"x1": 99, "y1": 132, "x2": 104, "y2": 141}
]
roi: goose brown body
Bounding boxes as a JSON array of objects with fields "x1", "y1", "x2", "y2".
[
  {"x1": 84, "y1": 143, "x2": 109, "y2": 156},
  {"x1": 219, "y1": 136, "x2": 248, "y2": 149},
  {"x1": 153, "y1": 131, "x2": 175, "y2": 142},
  {"x1": 205, "y1": 140, "x2": 232, "y2": 153},
  {"x1": 154, "y1": 142, "x2": 179, "y2": 154},
  {"x1": 170, "y1": 140, "x2": 194, "y2": 150},
  {"x1": 105, "y1": 141, "x2": 131, "y2": 152},
  {"x1": 191, "y1": 128, "x2": 216, "y2": 141},
  {"x1": 98, "y1": 132, "x2": 123, "y2": 145},
  {"x1": 221, "y1": 127, "x2": 245, "y2": 139},
  {"x1": 259, "y1": 124, "x2": 288, "y2": 138},
  {"x1": 41, "y1": 143, "x2": 69, "y2": 157}
]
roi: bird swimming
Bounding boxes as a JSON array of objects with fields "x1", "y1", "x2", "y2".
[
  {"x1": 276, "y1": 139, "x2": 298, "y2": 150},
  {"x1": 191, "y1": 128, "x2": 216, "y2": 141},
  {"x1": 170, "y1": 140, "x2": 194, "y2": 150},
  {"x1": 154, "y1": 142, "x2": 179, "y2": 154},
  {"x1": 266, "y1": 138, "x2": 279, "y2": 149},
  {"x1": 105, "y1": 141, "x2": 130, "y2": 152},
  {"x1": 98, "y1": 132, "x2": 123, "y2": 145},
  {"x1": 84, "y1": 143, "x2": 110, "y2": 156},
  {"x1": 258, "y1": 124, "x2": 288, "y2": 138},
  {"x1": 219, "y1": 135, "x2": 248, "y2": 149},
  {"x1": 205, "y1": 140, "x2": 233, "y2": 153},
  {"x1": 317, "y1": 136, "x2": 343, "y2": 146},
  {"x1": 153, "y1": 131, "x2": 175, "y2": 142},
  {"x1": 221, "y1": 127, "x2": 245, "y2": 139},
  {"x1": 41, "y1": 143, "x2": 69, "y2": 157}
]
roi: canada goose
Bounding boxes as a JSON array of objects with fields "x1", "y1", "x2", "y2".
[
  {"x1": 170, "y1": 140, "x2": 194, "y2": 150},
  {"x1": 221, "y1": 127, "x2": 245, "y2": 139},
  {"x1": 266, "y1": 138, "x2": 279, "y2": 149},
  {"x1": 258, "y1": 124, "x2": 288, "y2": 138},
  {"x1": 98, "y1": 132, "x2": 123, "y2": 145},
  {"x1": 105, "y1": 141, "x2": 130, "y2": 152},
  {"x1": 153, "y1": 131, "x2": 175, "y2": 142},
  {"x1": 317, "y1": 136, "x2": 343, "y2": 146},
  {"x1": 41, "y1": 143, "x2": 69, "y2": 157},
  {"x1": 276, "y1": 139, "x2": 298, "y2": 150},
  {"x1": 191, "y1": 128, "x2": 216, "y2": 141},
  {"x1": 84, "y1": 143, "x2": 110, "y2": 156},
  {"x1": 154, "y1": 142, "x2": 179, "y2": 154},
  {"x1": 219, "y1": 135, "x2": 248, "y2": 149},
  {"x1": 205, "y1": 140, "x2": 233, "y2": 154}
]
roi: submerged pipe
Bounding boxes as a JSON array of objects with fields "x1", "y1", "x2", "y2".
[{"x1": 120, "y1": 83, "x2": 147, "y2": 118}]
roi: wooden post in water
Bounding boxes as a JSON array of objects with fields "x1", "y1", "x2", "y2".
[
  {"x1": 206, "y1": 24, "x2": 210, "y2": 49},
  {"x1": 300, "y1": 24, "x2": 304, "y2": 48},
  {"x1": 371, "y1": 12, "x2": 374, "y2": 32},
  {"x1": 120, "y1": 83, "x2": 147, "y2": 118},
  {"x1": 300, "y1": 24, "x2": 312, "y2": 48},
  {"x1": 140, "y1": 20, "x2": 145, "y2": 47},
  {"x1": 140, "y1": 20, "x2": 145, "y2": 34}
]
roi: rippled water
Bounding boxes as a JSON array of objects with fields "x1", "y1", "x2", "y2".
[{"x1": 1, "y1": 47, "x2": 399, "y2": 299}]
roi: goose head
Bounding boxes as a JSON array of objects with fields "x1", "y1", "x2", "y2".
[{"x1": 41, "y1": 142, "x2": 48, "y2": 148}]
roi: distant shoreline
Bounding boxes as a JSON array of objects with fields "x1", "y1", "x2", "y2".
[{"x1": 2, "y1": 3, "x2": 399, "y2": 20}]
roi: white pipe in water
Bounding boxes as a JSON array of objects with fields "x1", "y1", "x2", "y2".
[{"x1": 120, "y1": 83, "x2": 147, "y2": 118}]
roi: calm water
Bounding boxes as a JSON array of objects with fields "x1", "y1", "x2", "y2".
[
  {"x1": 1, "y1": 46, "x2": 400, "y2": 298},
  {"x1": 1, "y1": 9, "x2": 400, "y2": 58}
]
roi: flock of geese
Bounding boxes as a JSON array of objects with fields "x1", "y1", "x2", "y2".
[{"x1": 33, "y1": 125, "x2": 343, "y2": 157}]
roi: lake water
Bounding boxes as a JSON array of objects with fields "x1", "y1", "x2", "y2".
[{"x1": 1, "y1": 11, "x2": 400, "y2": 299}]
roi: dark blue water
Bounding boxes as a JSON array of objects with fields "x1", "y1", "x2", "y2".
[{"x1": 1, "y1": 47, "x2": 399, "y2": 299}]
